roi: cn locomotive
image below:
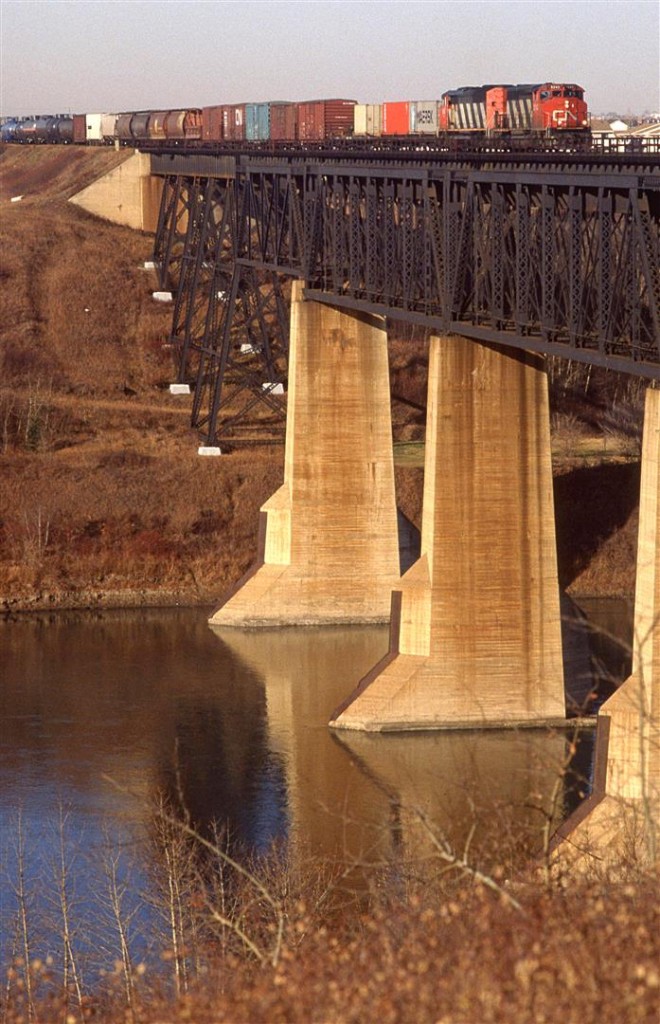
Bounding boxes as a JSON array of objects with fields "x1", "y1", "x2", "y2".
[{"x1": 0, "y1": 81, "x2": 589, "y2": 146}]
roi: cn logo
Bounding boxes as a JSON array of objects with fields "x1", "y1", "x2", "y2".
[{"x1": 552, "y1": 108, "x2": 578, "y2": 127}]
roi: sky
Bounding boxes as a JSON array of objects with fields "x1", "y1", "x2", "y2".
[{"x1": 0, "y1": 0, "x2": 658, "y2": 118}]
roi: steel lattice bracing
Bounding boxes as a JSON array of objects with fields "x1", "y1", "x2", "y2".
[
  {"x1": 239, "y1": 163, "x2": 659, "y2": 374},
  {"x1": 154, "y1": 172, "x2": 289, "y2": 445},
  {"x1": 151, "y1": 152, "x2": 659, "y2": 443}
]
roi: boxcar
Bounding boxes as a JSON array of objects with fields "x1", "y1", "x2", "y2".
[
  {"x1": 222, "y1": 104, "x2": 246, "y2": 140},
  {"x1": 297, "y1": 99, "x2": 356, "y2": 140},
  {"x1": 72, "y1": 113, "x2": 87, "y2": 144},
  {"x1": 202, "y1": 105, "x2": 223, "y2": 141},
  {"x1": 245, "y1": 102, "x2": 270, "y2": 141},
  {"x1": 269, "y1": 102, "x2": 297, "y2": 140}
]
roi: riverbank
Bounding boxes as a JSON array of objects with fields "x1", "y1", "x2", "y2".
[{"x1": 0, "y1": 145, "x2": 644, "y2": 614}]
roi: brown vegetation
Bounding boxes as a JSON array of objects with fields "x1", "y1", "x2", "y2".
[
  {"x1": 0, "y1": 145, "x2": 645, "y2": 613},
  {"x1": 2, "y1": 803, "x2": 659, "y2": 1024},
  {"x1": 0, "y1": 145, "x2": 283, "y2": 611}
]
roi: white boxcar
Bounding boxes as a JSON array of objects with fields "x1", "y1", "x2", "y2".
[
  {"x1": 353, "y1": 103, "x2": 382, "y2": 136},
  {"x1": 84, "y1": 113, "x2": 104, "y2": 143},
  {"x1": 410, "y1": 101, "x2": 439, "y2": 134}
]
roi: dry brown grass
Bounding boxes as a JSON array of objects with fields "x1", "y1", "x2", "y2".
[
  {"x1": 3, "y1": 856, "x2": 659, "y2": 1024},
  {"x1": 0, "y1": 145, "x2": 646, "y2": 612},
  {"x1": 0, "y1": 146, "x2": 286, "y2": 610}
]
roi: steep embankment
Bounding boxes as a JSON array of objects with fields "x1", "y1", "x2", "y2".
[
  {"x1": 0, "y1": 145, "x2": 641, "y2": 613},
  {"x1": 0, "y1": 144, "x2": 283, "y2": 611},
  {"x1": 0, "y1": 144, "x2": 130, "y2": 203}
]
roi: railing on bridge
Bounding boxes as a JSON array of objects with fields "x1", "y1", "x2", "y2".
[{"x1": 149, "y1": 146, "x2": 659, "y2": 445}]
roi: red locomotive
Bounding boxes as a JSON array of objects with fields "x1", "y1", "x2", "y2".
[{"x1": 438, "y1": 83, "x2": 588, "y2": 134}]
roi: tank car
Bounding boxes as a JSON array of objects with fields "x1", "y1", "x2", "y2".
[
  {"x1": 52, "y1": 116, "x2": 73, "y2": 143},
  {"x1": 0, "y1": 118, "x2": 21, "y2": 142}
]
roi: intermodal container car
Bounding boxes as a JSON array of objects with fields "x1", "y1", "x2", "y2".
[
  {"x1": 410, "y1": 100, "x2": 438, "y2": 134},
  {"x1": 382, "y1": 101, "x2": 410, "y2": 135},
  {"x1": 353, "y1": 104, "x2": 382, "y2": 136}
]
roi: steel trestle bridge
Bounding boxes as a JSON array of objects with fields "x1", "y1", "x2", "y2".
[{"x1": 147, "y1": 140, "x2": 659, "y2": 445}]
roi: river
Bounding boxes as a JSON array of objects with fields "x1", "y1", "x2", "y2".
[{"x1": 0, "y1": 601, "x2": 631, "y2": 972}]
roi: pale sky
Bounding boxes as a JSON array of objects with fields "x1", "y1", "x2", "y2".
[{"x1": 0, "y1": 0, "x2": 658, "y2": 117}]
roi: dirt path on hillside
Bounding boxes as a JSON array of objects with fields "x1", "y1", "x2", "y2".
[{"x1": 0, "y1": 384, "x2": 192, "y2": 419}]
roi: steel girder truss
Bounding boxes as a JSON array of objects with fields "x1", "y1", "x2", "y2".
[
  {"x1": 238, "y1": 163, "x2": 659, "y2": 376},
  {"x1": 153, "y1": 160, "x2": 659, "y2": 443},
  {"x1": 153, "y1": 175, "x2": 289, "y2": 445}
]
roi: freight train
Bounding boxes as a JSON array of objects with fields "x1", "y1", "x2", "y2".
[{"x1": 0, "y1": 82, "x2": 589, "y2": 145}]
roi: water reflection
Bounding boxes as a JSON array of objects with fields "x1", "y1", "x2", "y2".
[{"x1": 0, "y1": 601, "x2": 630, "y2": 969}]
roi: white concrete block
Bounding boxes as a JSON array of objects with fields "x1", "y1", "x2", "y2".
[
  {"x1": 152, "y1": 291, "x2": 172, "y2": 302},
  {"x1": 142, "y1": 260, "x2": 156, "y2": 270},
  {"x1": 10, "y1": 195, "x2": 23, "y2": 203},
  {"x1": 198, "y1": 446, "x2": 222, "y2": 456},
  {"x1": 262, "y1": 382, "x2": 285, "y2": 395},
  {"x1": 240, "y1": 343, "x2": 260, "y2": 355},
  {"x1": 169, "y1": 383, "x2": 191, "y2": 395}
]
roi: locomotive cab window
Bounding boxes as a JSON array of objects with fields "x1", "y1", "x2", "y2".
[{"x1": 539, "y1": 90, "x2": 550, "y2": 100}]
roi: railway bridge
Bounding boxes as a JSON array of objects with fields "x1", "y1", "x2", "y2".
[{"x1": 76, "y1": 139, "x2": 660, "y2": 866}]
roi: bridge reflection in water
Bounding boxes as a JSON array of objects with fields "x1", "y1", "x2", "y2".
[
  {"x1": 210, "y1": 623, "x2": 589, "y2": 877},
  {"x1": 0, "y1": 608, "x2": 610, "y2": 921}
]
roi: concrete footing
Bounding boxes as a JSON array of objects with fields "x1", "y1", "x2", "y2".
[
  {"x1": 331, "y1": 335, "x2": 566, "y2": 731},
  {"x1": 209, "y1": 282, "x2": 400, "y2": 627},
  {"x1": 552, "y1": 388, "x2": 660, "y2": 871}
]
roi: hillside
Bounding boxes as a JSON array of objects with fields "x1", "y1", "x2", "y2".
[{"x1": 0, "y1": 144, "x2": 642, "y2": 613}]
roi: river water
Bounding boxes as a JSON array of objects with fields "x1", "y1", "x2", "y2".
[{"x1": 0, "y1": 602, "x2": 631, "y2": 971}]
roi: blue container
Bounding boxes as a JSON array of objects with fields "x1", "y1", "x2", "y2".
[{"x1": 245, "y1": 102, "x2": 270, "y2": 141}]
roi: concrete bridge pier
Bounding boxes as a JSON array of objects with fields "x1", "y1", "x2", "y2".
[
  {"x1": 209, "y1": 281, "x2": 400, "y2": 627},
  {"x1": 553, "y1": 388, "x2": 660, "y2": 871},
  {"x1": 331, "y1": 334, "x2": 566, "y2": 731}
]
